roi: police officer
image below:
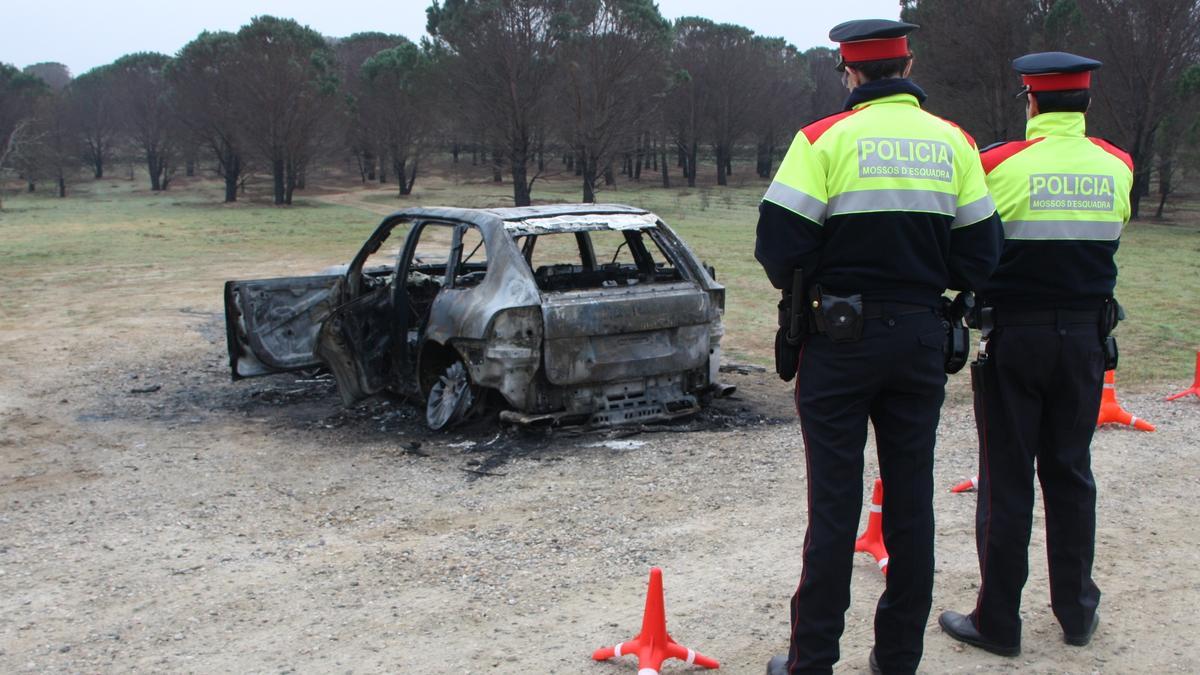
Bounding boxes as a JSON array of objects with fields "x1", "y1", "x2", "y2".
[
  {"x1": 757, "y1": 19, "x2": 1002, "y2": 675},
  {"x1": 939, "y1": 52, "x2": 1133, "y2": 657}
]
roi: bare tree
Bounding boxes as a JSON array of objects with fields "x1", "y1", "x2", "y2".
[
  {"x1": 333, "y1": 32, "x2": 408, "y2": 183},
  {"x1": 67, "y1": 66, "x2": 119, "y2": 179},
  {"x1": 664, "y1": 17, "x2": 714, "y2": 188},
  {"x1": 108, "y1": 52, "x2": 178, "y2": 191},
  {"x1": 558, "y1": 0, "x2": 670, "y2": 202},
  {"x1": 427, "y1": 0, "x2": 565, "y2": 206},
  {"x1": 169, "y1": 31, "x2": 248, "y2": 202},
  {"x1": 19, "y1": 92, "x2": 78, "y2": 197},
  {"x1": 0, "y1": 63, "x2": 47, "y2": 208},
  {"x1": 230, "y1": 16, "x2": 339, "y2": 205},
  {"x1": 751, "y1": 38, "x2": 811, "y2": 179},
  {"x1": 1077, "y1": 0, "x2": 1200, "y2": 218},
  {"x1": 360, "y1": 41, "x2": 431, "y2": 196}
]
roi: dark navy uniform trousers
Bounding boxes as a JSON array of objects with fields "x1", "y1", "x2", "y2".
[
  {"x1": 788, "y1": 309, "x2": 946, "y2": 674},
  {"x1": 969, "y1": 319, "x2": 1104, "y2": 646}
]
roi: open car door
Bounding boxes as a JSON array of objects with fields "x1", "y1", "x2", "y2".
[{"x1": 224, "y1": 275, "x2": 344, "y2": 379}]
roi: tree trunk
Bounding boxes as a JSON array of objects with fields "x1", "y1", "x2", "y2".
[
  {"x1": 686, "y1": 142, "x2": 698, "y2": 188},
  {"x1": 404, "y1": 161, "x2": 418, "y2": 195},
  {"x1": 186, "y1": 158, "x2": 195, "y2": 177},
  {"x1": 27, "y1": 180, "x2": 35, "y2": 193},
  {"x1": 148, "y1": 150, "x2": 162, "y2": 191},
  {"x1": 224, "y1": 170, "x2": 239, "y2": 203},
  {"x1": 272, "y1": 157, "x2": 285, "y2": 205},
  {"x1": 365, "y1": 151, "x2": 376, "y2": 181},
  {"x1": 57, "y1": 175, "x2": 66, "y2": 198},
  {"x1": 604, "y1": 163, "x2": 615, "y2": 186},
  {"x1": 660, "y1": 145, "x2": 669, "y2": 188},
  {"x1": 493, "y1": 148, "x2": 504, "y2": 183},
  {"x1": 394, "y1": 157, "x2": 407, "y2": 197},
  {"x1": 452, "y1": 143, "x2": 460, "y2": 164},
  {"x1": 284, "y1": 159, "x2": 297, "y2": 205},
  {"x1": 93, "y1": 156, "x2": 103, "y2": 179},
  {"x1": 716, "y1": 146, "x2": 728, "y2": 186},
  {"x1": 511, "y1": 158, "x2": 531, "y2": 207},
  {"x1": 1155, "y1": 159, "x2": 1172, "y2": 219},
  {"x1": 1130, "y1": 170, "x2": 1150, "y2": 220},
  {"x1": 581, "y1": 153, "x2": 596, "y2": 203}
]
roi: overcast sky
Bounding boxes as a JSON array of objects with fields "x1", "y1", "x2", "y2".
[{"x1": 2, "y1": 0, "x2": 901, "y2": 76}]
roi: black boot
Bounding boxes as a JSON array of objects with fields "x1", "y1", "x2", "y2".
[
  {"x1": 1064, "y1": 612, "x2": 1100, "y2": 646},
  {"x1": 938, "y1": 610, "x2": 1020, "y2": 657}
]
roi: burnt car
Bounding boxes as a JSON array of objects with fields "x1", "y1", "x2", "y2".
[{"x1": 224, "y1": 204, "x2": 733, "y2": 429}]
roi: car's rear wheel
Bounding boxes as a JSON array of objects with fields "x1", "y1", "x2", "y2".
[{"x1": 426, "y1": 361, "x2": 477, "y2": 430}]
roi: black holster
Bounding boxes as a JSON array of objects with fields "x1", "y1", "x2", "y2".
[
  {"x1": 942, "y1": 291, "x2": 975, "y2": 374},
  {"x1": 1100, "y1": 297, "x2": 1124, "y2": 370},
  {"x1": 774, "y1": 269, "x2": 806, "y2": 381}
]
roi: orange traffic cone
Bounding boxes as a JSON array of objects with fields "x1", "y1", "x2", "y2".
[
  {"x1": 855, "y1": 478, "x2": 888, "y2": 575},
  {"x1": 1097, "y1": 370, "x2": 1155, "y2": 431},
  {"x1": 1166, "y1": 350, "x2": 1200, "y2": 402},
  {"x1": 592, "y1": 567, "x2": 719, "y2": 674},
  {"x1": 951, "y1": 475, "x2": 978, "y2": 493}
]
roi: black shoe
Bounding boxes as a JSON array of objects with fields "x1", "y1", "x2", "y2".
[
  {"x1": 765, "y1": 654, "x2": 788, "y2": 675},
  {"x1": 868, "y1": 647, "x2": 882, "y2": 675},
  {"x1": 938, "y1": 610, "x2": 1020, "y2": 657},
  {"x1": 1064, "y1": 612, "x2": 1100, "y2": 646}
]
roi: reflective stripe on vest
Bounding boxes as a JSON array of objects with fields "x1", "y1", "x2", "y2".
[
  {"x1": 764, "y1": 180, "x2": 827, "y2": 225},
  {"x1": 1003, "y1": 219, "x2": 1123, "y2": 241}
]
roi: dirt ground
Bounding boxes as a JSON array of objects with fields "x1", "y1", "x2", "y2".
[{"x1": 2, "y1": 231, "x2": 1199, "y2": 674}]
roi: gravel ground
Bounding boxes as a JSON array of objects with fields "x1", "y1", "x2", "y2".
[{"x1": 2, "y1": 297, "x2": 1199, "y2": 674}]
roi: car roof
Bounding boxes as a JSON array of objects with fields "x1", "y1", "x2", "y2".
[{"x1": 380, "y1": 204, "x2": 658, "y2": 234}]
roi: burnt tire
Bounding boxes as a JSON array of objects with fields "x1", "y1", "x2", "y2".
[{"x1": 425, "y1": 361, "x2": 477, "y2": 431}]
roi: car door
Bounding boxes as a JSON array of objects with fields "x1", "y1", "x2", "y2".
[
  {"x1": 316, "y1": 220, "x2": 458, "y2": 404},
  {"x1": 224, "y1": 274, "x2": 344, "y2": 379}
]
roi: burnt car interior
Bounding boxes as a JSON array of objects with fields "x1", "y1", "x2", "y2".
[{"x1": 513, "y1": 228, "x2": 685, "y2": 292}]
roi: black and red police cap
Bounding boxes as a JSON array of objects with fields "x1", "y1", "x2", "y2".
[
  {"x1": 828, "y1": 19, "x2": 919, "y2": 71},
  {"x1": 1013, "y1": 51, "x2": 1102, "y2": 94}
]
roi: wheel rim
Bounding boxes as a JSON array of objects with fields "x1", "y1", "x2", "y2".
[{"x1": 426, "y1": 361, "x2": 474, "y2": 430}]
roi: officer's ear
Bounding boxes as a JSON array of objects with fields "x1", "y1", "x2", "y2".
[
  {"x1": 902, "y1": 55, "x2": 914, "y2": 78},
  {"x1": 1026, "y1": 93, "x2": 1039, "y2": 119}
]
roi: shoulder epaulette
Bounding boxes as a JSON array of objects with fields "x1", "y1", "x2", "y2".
[
  {"x1": 980, "y1": 138, "x2": 1045, "y2": 174},
  {"x1": 1089, "y1": 137, "x2": 1134, "y2": 172},
  {"x1": 980, "y1": 141, "x2": 1010, "y2": 153},
  {"x1": 801, "y1": 109, "x2": 861, "y2": 145},
  {"x1": 935, "y1": 116, "x2": 977, "y2": 148}
]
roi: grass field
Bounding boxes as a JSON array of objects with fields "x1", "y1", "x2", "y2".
[{"x1": 2, "y1": 161, "x2": 1198, "y2": 384}]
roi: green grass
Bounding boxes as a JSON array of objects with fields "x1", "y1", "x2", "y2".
[{"x1": 2, "y1": 165, "x2": 1197, "y2": 385}]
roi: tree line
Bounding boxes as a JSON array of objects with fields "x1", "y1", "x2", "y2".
[{"x1": 2, "y1": 0, "x2": 1199, "y2": 217}]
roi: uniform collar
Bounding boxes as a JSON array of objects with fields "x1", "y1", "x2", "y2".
[
  {"x1": 1026, "y1": 112, "x2": 1086, "y2": 140},
  {"x1": 844, "y1": 78, "x2": 928, "y2": 111}
]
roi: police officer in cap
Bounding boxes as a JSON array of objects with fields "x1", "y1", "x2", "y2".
[
  {"x1": 757, "y1": 18, "x2": 1002, "y2": 675},
  {"x1": 939, "y1": 52, "x2": 1133, "y2": 657}
]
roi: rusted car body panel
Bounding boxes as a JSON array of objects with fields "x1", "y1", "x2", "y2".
[{"x1": 224, "y1": 204, "x2": 730, "y2": 428}]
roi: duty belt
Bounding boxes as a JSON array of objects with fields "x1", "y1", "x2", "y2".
[
  {"x1": 991, "y1": 308, "x2": 1100, "y2": 327},
  {"x1": 860, "y1": 302, "x2": 935, "y2": 320}
]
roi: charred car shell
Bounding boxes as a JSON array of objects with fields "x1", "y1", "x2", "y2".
[{"x1": 224, "y1": 204, "x2": 733, "y2": 429}]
